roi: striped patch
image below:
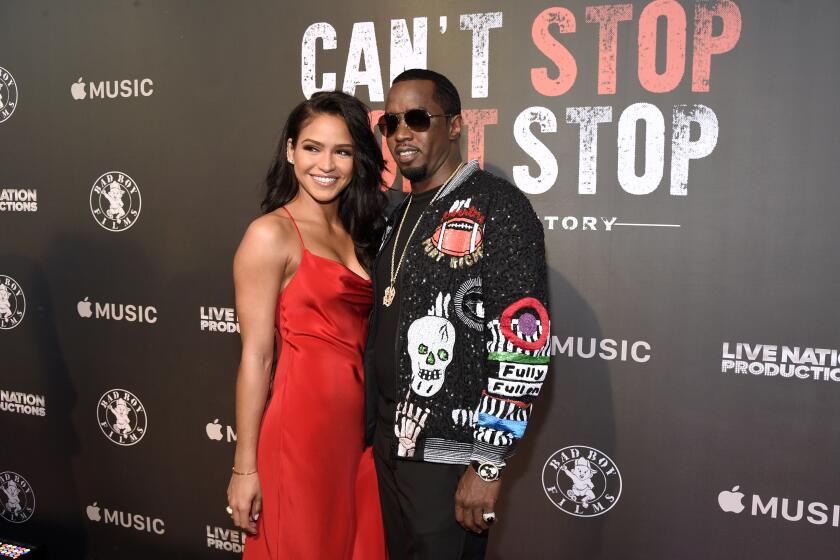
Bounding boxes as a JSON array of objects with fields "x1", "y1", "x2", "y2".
[
  {"x1": 486, "y1": 320, "x2": 550, "y2": 358},
  {"x1": 451, "y1": 408, "x2": 476, "y2": 427},
  {"x1": 478, "y1": 392, "x2": 530, "y2": 422},
  {"x1": 474, "y1": 426, "x2": 515, "y2": 446},
  {"x1": 421, "y1": 438, "x2": 472, "y2": 464}
]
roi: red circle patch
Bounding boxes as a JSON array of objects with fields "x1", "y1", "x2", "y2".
[{"x1": 500, "y1": 297, "x2": 549, "y2": 351}]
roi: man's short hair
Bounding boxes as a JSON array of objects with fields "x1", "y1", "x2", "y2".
[{"x1": 392, "y1": 69, "x2": 461, "y2": 116}]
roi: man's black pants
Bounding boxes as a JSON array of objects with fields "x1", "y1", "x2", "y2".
[{"x1": 373, "y1": 424, "x2": 488, "y2": 560}]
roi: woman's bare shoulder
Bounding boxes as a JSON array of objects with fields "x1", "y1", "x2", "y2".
[{"x1": 236, "y1": 209, "x2": 300, "y2": 265}]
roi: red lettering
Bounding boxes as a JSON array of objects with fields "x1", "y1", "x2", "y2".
[
  {"x1": 530, "y1": 7, "x2": 577, "y2": 96},
  {"x1": 692, "y1": 0, "x2": 742, "y2": 92},
  {"x1": 586, "y1": 4, "x2": 634, "y2": 95},
  {"x1": 461, "y1": 109, "x2": 498, "y2": 169},
  {"x1": 638, "y1": 0, "x2": 687, "y2": 92}
]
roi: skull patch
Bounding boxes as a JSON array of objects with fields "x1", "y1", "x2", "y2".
[{"x1": 407, "y1": 292, "x2": 456, "y2": 396}]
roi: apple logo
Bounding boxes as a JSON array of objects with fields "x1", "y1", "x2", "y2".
[
  {"x1": 77, "y1": 297, "x2": 93, "y2": 318},
  {"x1": 206, "y1": 419, "x2": 223, "y2": 441},
  {"x1": 70, "y1": 77, "x2": 86, "y2": 100},
  {"x1": 718, "y1": 485, "x2": 746, "y2": 514},
  {"x1": 86, "y1": 502, "x2": 101, "y2": 522}
]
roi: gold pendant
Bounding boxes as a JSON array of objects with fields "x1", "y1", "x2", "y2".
[{"x1": 383, "y1": 285, "x2": 396, "y2": 307}]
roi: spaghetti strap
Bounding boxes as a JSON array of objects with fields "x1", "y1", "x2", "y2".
[{"x1": 281, "y1": 206, "x2": 305, "y2": 249}]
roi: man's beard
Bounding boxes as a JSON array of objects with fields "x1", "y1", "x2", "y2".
[{"x1": 400, "y1": 163, "x2": 428, "y2": 183}]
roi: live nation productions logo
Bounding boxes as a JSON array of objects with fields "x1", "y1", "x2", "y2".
[
  {"x1": 718, "y1": 485, "x2": 840, "y2": 528},
  {"x1": 206, "y1": 525, "x2": 247, "y2": 554},
  {"x1": 542, "y1": 445, "x2": 621, "y2": 517},
  {"x1": 0, "y1": 471, "x2": 35, "y2": 523},
  {"x1": 0, "y1": 67, "x2": 18, "y2": 123},
  {"x1": 1, "y1": 390, "x2": 46, "y2": 417},
  {"x1": 89, "y1": 172, "x2": 141, "y2": 231},
  {"x1": 722, "y1": 342, "x2": 840, "y2": 383},
  {"x1": 97, "y1": 389, "x2": 147, "y2": 446},
  {"x1": 200, "y1": 306, "x2": 240, "y2": 333},
  {"x1": 0, "y1": 188, "x2": 37, "y2": 212},
  {"x1": 0, "y1": 275, "x2": 25, "y2": 330}
]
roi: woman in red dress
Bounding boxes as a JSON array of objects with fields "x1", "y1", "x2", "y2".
[{"x1": 227, "y1": 91, "x2": 387, "y2": 560}]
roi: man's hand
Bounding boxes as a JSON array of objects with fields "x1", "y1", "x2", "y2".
[{"x1": 454, "y1": 465, "x2": 501, "y2": 533}]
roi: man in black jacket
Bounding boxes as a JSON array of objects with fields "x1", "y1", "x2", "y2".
[{"x1": 365, "y1": 69, "x2": 551, "y2": 560}]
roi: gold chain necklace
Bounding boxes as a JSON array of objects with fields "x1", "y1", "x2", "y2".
[{"x1": 383, "y1": 162, "x2": 465, "y2": 307}]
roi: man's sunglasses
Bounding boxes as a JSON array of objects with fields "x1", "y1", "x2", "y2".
[{"x1": 377, "y1": 109, "x2": 454, "y2": 137}]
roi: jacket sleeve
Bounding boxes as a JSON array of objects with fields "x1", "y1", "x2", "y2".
[{"x1": 470, "y1": 181, "x2": 551, "y2": 467}]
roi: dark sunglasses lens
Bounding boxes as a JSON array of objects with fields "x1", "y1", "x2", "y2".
[
  {"x1": 404, "y1": 109, "x2": 432, "y2": 131},
  {"x1": 378, "y1": 113, "x2": 400, "y2": 136}
]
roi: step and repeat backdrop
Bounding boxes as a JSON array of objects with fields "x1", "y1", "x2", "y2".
[{"x1": 1, "y1": 0, "x2": 839, "y2": 558}]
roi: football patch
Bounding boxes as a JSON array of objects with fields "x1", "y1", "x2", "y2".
[
  {"x1": 428, "y1": 199, "x2": 485, "y2": 257},
  {"x1": 430, "y1": 216, "x2": 483, "y2": 257}
]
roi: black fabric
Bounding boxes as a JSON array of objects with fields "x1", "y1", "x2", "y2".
[
  {"x1": 372, "y1": 186, "x2": 441, "y2": 460},
  {"x1": 364, "y1": 166, "x2": 550, "y2": 468},
  {"x1": 373, "y1": 424, "x2": 489, "y2": 560}
]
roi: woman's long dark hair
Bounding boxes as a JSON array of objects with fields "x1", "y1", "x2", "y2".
[{"x1": 262, "y1": 91, "x2": 387, "y2": 271}]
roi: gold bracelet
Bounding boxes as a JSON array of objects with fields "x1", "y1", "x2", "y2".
[{"x1": 231, "y1": 467, "x2": 257, "y2": 476}]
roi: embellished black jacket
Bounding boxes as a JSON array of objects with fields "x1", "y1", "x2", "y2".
[{"x1": 364, "y1": 161, "x2": 551, "y2": 467}]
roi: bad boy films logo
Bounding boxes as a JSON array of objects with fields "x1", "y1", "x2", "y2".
[
  {"x1": 0, "y1": 275, "x2": 26, "y2": 330},
  {"x1": 89, "y1": 172, "x2": 141, "y2": 231},
  {"x1": 542, "y1": 446, "x2": 622, "y2": 517},
  {"x1": 0, "y1": 472, "x2": 35, "y2": 523},
  {"x1": 97, "y1": 389, "x2": 147, "y2": 445},
  {"x1": 0, "y1": 67, "x2": 18, "y2": 123}
]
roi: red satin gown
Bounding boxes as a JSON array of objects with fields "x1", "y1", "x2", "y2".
[{"x1": 244, "y1": 208, "x2": 386, "y2": 560}]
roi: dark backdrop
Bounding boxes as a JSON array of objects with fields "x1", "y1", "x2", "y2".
[{"x1": 1, "y1": 1, "x2": 839, "y2": 558}]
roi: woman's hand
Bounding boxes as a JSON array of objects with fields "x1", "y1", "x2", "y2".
[{"x1": 227, "y1": 472, "x2": 262, "y2": 535}]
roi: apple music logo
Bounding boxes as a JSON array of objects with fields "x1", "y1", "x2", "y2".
[
  {"x1": 719, "y1": 484, "x2": 840, "y2": 527},
  {"x1": 718, "y1": 485, "x2": 746, "y2": 514},
  {"x1": 206, "y1": 419, "x2": 236, "y2": 443},
  {"x1": 77, "y1": 297, "x2": 158, "y2": 324},
  {"x1": 71, "y1": 77, "x2": 153, "y2": 100},
  {"x1": 85, "y1": 501, "x2": 165, "y2": 535}
]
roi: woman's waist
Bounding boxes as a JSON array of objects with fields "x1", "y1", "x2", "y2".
[{"x1": 276, "y1": 332, "x2": 366, "y2": 359}]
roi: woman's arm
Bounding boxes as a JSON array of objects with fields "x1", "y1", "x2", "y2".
[{"x1": 227, "y1": 214, "x2": 293, "y2": 534}]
